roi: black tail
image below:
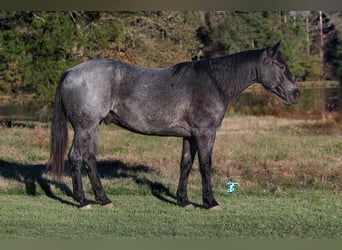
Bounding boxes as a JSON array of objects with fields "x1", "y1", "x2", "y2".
[{"x1": 49, "y1": 72, "x2": 69, "y2": 179}]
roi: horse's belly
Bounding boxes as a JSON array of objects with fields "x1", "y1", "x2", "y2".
[{"x1": 103, "y1": 110, "x2": 191, "y2": 137}]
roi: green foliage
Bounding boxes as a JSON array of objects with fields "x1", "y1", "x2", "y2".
[
  {"x1": 0, "y1": 11, "x2": 341, "y2": 103},
  {"x1": 208, "y1": 12, "x2": 269, "y2": 54},
  {"x1": 335, "y1": 33, "x2": 342, "y2": 81},
  {"x1": 0, "y1": 11, "x2": 201, "y2": 103},
  {"x1": 204, "y1": 11, "x2": 322, "y2": 81}
]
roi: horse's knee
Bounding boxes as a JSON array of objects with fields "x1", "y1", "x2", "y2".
[
  {"x1": 86, "y1": 153, "x2": 97, "y2": 164},
  {"x1": 68, "y1": 148, "x2": 82, "y2": 170}
]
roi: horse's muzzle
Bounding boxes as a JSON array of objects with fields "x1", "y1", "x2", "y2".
[
  {"x1": 271, "y1": 85, "x2": 300, "y2": 106},
  {"x1": 287, "y1": 88, "x2": 300, "y2": 105}
]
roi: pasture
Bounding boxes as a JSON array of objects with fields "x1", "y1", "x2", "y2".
[{"x1": 0, "y1": 115, "x2": 341, "y2": 239}]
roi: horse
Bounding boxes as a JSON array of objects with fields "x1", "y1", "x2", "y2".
[{"x1": 49, "y1": 41, "x2": 300, "y2": 210}]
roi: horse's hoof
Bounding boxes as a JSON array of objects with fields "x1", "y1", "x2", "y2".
[
  {"x1": 103, "y1": 202, "x2": 114, "y2": 208},
  {"x1": 209, "y1": 205, "x2": 222, "y2": 211},
  {"x1": 80, "y1": 204, "x2": 92, "y2": 210},
  {"x1": 184, "y1": 204, "x2": 194, "y2": 209}
]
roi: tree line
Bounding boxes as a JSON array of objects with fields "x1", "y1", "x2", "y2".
[{"x1": 1, "y1": 11, "x2": 342, "y2": 103}]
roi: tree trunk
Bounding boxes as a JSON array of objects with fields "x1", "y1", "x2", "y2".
[{"x1": 319, "y1": 11, "x2": 324, "y2": 80}]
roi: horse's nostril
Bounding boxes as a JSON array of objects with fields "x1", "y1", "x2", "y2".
[
  {"x1": 290, "y1": 89, "x2": 300, "y2": 104},
  {"x1": 294, "y1": 89, "x2": 300, "y2": 99}
]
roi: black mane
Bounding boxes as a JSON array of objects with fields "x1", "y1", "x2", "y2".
[
  {"x1": 171, "y1": 48, "x2": 265, "y2": 99},
  {"x1": 172, "y1": 48, "x2": 264, "y2": 78}
]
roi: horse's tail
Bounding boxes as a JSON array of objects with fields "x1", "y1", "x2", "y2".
[{"x1": 49, "y1": 72, "x2": 69, "y2": 179}]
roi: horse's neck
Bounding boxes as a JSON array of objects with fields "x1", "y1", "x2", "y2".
[{"x1": 211, "y1": 52, "x2": 260, "y2": 105}]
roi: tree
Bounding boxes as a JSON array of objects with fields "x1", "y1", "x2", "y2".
[
  {"x1": 198, "y1": 11, "x2": 320, "y2": 80},
  {"x1": 201, "y1": 12, "x2": 269, "y2": 56},
  {"x1": 1, "y1": 11, "x2": 342, "y2": 104},
  {"x1": 0, "y1": 11, "x2": 202, "y2": 102},
  {"x1": 335, "y1": 33, "x2": 342, "y2": 82}
]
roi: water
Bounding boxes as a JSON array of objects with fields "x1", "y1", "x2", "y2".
[
  {"x1": 298, "y1": 86, "x2": 342, "y2": 112},
  {"x1": 230, "y1": 85, "x2": 342, "y2": 115},
  {"x1": 0, "y1": 85, "x2": 341, "y2": 122},
  {"x1": 0, "y1": 99, "x2": 50, "y2": 122}
]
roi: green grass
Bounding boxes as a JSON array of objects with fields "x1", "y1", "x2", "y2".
[
  {"x1": 0, "y1": 116, "x2": 342, "y2": 239},
  {"x1": 0, "y1": 191, "x2": 341, "y2": 239}
]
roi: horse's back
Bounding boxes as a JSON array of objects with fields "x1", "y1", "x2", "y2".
[{"x1": 59, "y1": 58, "x2": 181, "y2": 130}]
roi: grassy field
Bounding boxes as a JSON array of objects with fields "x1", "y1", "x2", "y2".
[{"x1": 0, "y1": 115, "x2": 341, "y2": 239}]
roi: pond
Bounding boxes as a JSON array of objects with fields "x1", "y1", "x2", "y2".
[
  {"x1": 0, "y1": 98, "x2": 50, "y2": 122},
  {"x1": 229, "y1": 84, "x2": 342, "y2": 116},
  {"x1": 0, "y1": 84, "x2": 341, "y2": 123}
]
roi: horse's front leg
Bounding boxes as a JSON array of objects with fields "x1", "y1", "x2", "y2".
[
  {"x1": 177, "y1": 137, "x2": 197, "y2": 207},
  {"x1": 196, "y1": 131, "x2": 220, "y2": 210}
]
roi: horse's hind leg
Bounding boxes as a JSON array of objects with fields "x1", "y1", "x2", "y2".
[
  {"x1": 68, "y1": 131, "x2": 88, "y2": 208},
  {"x1": 69, "y1": 125, "x2": 111, "y2": 208},
  {"x1": 83, "y1": 126, "x2": 112, "y2": 206}
]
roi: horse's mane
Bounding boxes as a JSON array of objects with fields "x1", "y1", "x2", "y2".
[
  {"x1": 171, "y1": 48, "x2": 264, "y2": 87},
  {"x1": 172, "y1": 59, "x2": 210, "y2": 76}
]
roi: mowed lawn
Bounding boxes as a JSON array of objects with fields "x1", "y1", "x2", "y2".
[
  {"x1": 0, "y1": 115, "x2": 341, "y2": 239},
  {"x1": 0, "y1": 191, "x2": 340, "y2": 239}
]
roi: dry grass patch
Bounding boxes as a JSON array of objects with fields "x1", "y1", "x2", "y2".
[
  {"x1": 1, "y1": 115, "x2": 342, "y2": 195},
  {"x1": 213, "y1": 116, "x2": 342, "y2": 192}
]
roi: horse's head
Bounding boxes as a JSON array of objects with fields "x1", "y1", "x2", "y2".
[{"x1": 258, "y1": 41, "x2": 300, "y2": 105}]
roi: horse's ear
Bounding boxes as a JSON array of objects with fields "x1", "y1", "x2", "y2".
[{"x1": 267, "y1": 40, "x2": 281, "y2": 58}]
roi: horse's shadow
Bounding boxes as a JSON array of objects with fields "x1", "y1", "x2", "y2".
[{"x1": 0, "y1": 159, "x2": 179, "y2": 208}]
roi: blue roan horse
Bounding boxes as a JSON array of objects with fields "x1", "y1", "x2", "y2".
[{"x1": 49, "y1": 41, "x2": 300, "y2": 209}]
